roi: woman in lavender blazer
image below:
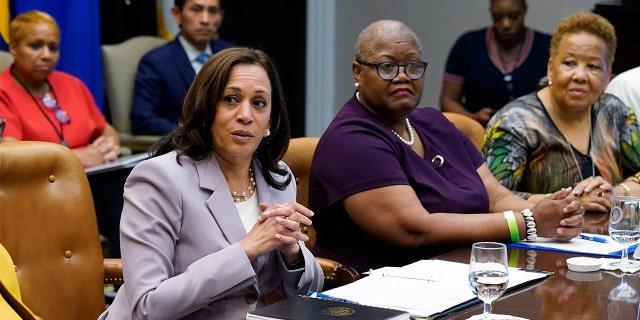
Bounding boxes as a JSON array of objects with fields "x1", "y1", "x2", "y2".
[{"x1": 100, "y1": 47, "x2": 323, "y2": 320}]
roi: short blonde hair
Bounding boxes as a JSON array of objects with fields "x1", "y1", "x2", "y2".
[
  {"x1": 9, "y1": 10, "x2": 59, "y2": 45},
  {"x1": 550, "y1": 12, "x2": 616, "y2": 67}
]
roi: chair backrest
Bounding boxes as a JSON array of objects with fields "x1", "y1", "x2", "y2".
[
  {"x1": 281, "y1": 137, "x2": 319, "y2": 250},
  {"x1": 0, "y1": 141, "x2": 106, "y2": 320},
  {"x1": 101, "y1": 36, "x2": 167, "y2": 134},
  {"x1": 0, "y1": 50, "x2": 14, "y2": 72},
  {"x1": 442, "y1": 112, "x2": 486, "y2": 151},
  {"x1": 267, "y1": 137, "x2": 360, "y2": 296}
]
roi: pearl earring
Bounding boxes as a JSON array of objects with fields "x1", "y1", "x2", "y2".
[
  {"x1": 354, "y1": 82, "x2": 359, "y2": 89},
  {"x1": 264, "y1": 129, "x2": 271, "y2": 137}
]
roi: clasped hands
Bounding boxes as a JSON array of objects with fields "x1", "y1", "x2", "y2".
[
  {"x1": 571, "y1": 176, "x2": 624, "y2": 213},
  {"x1": 534, "y1": 187, "x2": 584, "y2": 241},
  {"x1": 241, "y1": 202, "x2": 313, "y2": 262},
  {"x1": 75, "y1": 135, "x2": 120, "y2": 167}
]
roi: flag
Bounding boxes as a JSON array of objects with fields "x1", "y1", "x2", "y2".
[
  {"x1": 0, "y1": 0, "x2": 10, "y2": 50},
  {"x1": 13, "y1": 0, "x2": 103, "y2": 110},
  {"x1": 156, "y1": 0, "x2": 177, "y2": 40}
]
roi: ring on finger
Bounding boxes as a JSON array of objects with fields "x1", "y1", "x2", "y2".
[{"x1": 596, "y1": 191, "x2": 603, "y2": 197}]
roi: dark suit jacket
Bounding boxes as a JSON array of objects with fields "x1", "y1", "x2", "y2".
[{"x1": 130, "y1": 38, "x2": 233, "y2": 135}]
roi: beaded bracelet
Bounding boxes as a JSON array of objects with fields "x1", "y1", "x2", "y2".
[
  {"x1": 521, "y1": 209, "x2": 537, "y2": 241},
  {"x1": 503, "y1": 210, "x2": 520, "y2": 243}
]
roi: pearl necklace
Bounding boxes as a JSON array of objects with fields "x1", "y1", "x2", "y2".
[
  {"x1": 391, "y1": 118, "x2": 415, "y2": 146},
  {"x1": 356, "y1": 91, "x2": 415, "y2": 146},
  {"x1": 231, "y1": 166, "x2": 256, "y2": 202}
]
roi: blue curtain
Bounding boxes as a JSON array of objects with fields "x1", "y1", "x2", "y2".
[
  {"x1": 13, "y1": 1, "x2": 103, "y2": 110},
  {"x1": 0, "y1": 0, "x2": 10, "y2": 50}
]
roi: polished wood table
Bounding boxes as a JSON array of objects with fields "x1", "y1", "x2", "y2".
[{"x1": 433, "y1": 246, "x2": 639, "y2": 320}]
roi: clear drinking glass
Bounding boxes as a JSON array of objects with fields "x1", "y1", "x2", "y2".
[
  {"x1": 469, "y1": 242, "x2": 509, "y2": 319},
  {"x1": 609, "y1": 196, "x2": 640, "y2": 269}
]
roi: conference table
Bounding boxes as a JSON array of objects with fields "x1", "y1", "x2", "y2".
[
  {"x1": 432, "y1": 213, "x2": 639, "y2": 320},
  {"x1": 431, "y1": 247, "x2": 638, "y2": 319}
]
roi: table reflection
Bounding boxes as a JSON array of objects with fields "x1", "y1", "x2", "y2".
[
  {"x1": 534, "y1": 271, "x2": 606, "y2": 319},
  {"x1": 607, "y1": 271, "x2": 639, "y2": 320},
  {"x1": 436, "y1": 246, "x2": 640, "y2": 320}
]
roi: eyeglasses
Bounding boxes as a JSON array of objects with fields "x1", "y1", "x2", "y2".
[
  {"x1": 41, "y1": 92, "x2": 71, "y2": 124},
  {"x1": 356, "y1": 60, "x2": 428, "y2": 80}
]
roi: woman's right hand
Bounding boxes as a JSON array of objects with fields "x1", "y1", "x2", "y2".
[
  {"x1": 240, "y1": 202, "x2": 312, "y2": 261},
  {"x1": 571, "y1": 176, "x2": 614, "y2": 213},
  {"x1": 73, "y1": 136, "x2": 119, "y2": 167},
  {"x1": 532, "y1": 188, "x2": 584, "y2": 241},
  {"x1": 575, "y1": 191, "x2": 611, "y2": 213}
]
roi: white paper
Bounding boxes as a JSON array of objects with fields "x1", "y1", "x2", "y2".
[
  {"x1": 508, "y1": 233, "x2": 638, "y2": 257},
  {"x1": 323, "y1": 259, "x2": 549, "y2": 318},
  {"x1": 599, "y1": 258, "x2": 640, "y2": 274}
]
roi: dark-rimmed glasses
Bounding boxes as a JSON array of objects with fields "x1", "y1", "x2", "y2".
[{"x1": 356, "y1": 59, "x2": 428, "y2": 80}]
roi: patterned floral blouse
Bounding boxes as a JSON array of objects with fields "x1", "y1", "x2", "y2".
[{"x1": 482, "y1": 91, "x2": 640, "y2": 195}]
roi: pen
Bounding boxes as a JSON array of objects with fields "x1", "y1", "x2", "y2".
[
  {"x1": 579, "y1": 234, "x2": 609, "y2": 243},
  {"x1": 307, "y1": 291, "x2": 360, "y2": 304}
]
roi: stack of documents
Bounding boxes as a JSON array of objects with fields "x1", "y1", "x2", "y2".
[{"x1": 322, "y1": 259, "x2": 550, "y2": 319}]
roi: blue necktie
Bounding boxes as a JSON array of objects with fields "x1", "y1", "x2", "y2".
[{"x1": 196, "y1": 53, "x2": 210, "y2": 65}]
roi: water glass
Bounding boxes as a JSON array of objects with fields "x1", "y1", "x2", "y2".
[
  {"x1": 469, "y1": 242, "x2": 509, "y2": 319},
  {"x1": 609, "y1": 196, "x2": 640, "y2": 269}
]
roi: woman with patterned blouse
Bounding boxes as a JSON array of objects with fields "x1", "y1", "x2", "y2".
[{"x1": 483, "y1": 12, "x2": 640, "y2": 214}]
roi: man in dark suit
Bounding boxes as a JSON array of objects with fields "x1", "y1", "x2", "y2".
[{"x1": 130, "y1": 0, "x2": 234, "y2": 135}]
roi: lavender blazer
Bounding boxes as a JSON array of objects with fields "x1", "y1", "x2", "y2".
[{"x1": 100, "y1": 151, "x2": 323, "y2": 320}]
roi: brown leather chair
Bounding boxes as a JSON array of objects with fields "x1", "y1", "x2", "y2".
[
  {"x1": 314, "y1": 257, "x2": 360, "y2": 291},
  {"x1": 0, "y1": 141, "x2": 123, "y2": 320},
  {"x1": 442, "y1": 112, "x2": 486, "y2": 151},
  {"x1": 281, "y1": 137, "x2": 360, "y2": 291},
  {"x1": 281, "y1": 137, "x2": 319, "y2": 250}
]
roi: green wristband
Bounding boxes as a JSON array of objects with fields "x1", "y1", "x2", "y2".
[{"x1": 503, "y1": 210, "x2": 520, "y2": 242}]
